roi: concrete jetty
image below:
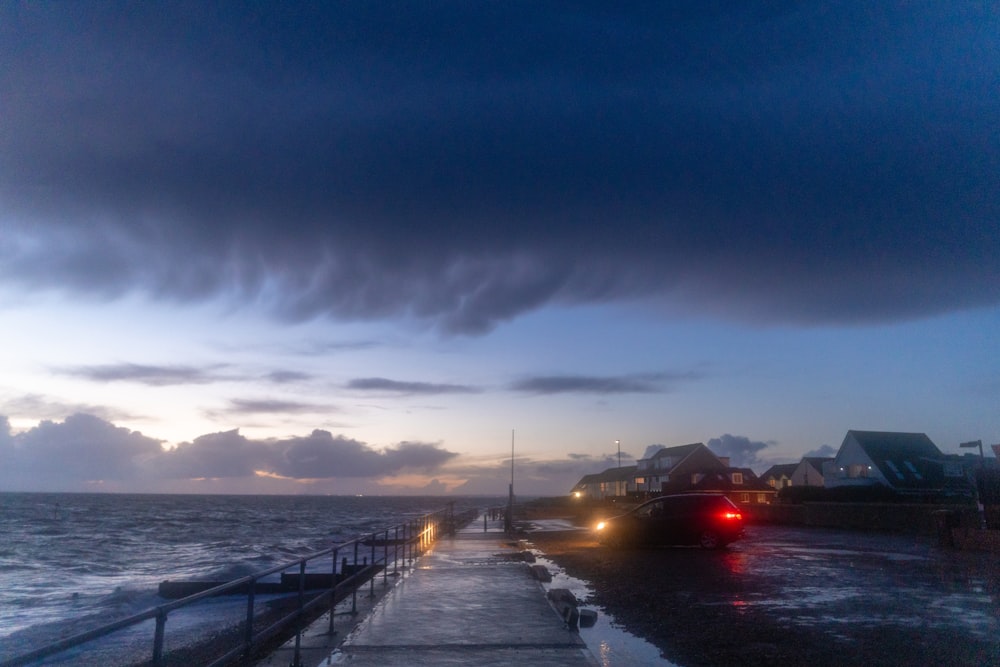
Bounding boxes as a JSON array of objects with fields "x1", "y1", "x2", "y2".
[{"x1": 258, "y1": 514, "x2": 598, "y2": 666}]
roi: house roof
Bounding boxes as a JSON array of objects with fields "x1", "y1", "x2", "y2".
[
  {"x1": 800, "y1": 457, "x2": 833, "y2": 471},
  {"x1": 601, "y1": 465, "x2": 638, "y2": 482},
  {"x1": 570, "y1": 473, "x2": 602, "y2": 491},
  {"x1": 571, "y1": 466, "x2": 637, "y2": 490},
  {"x1": 761, "y1": 463, "x2": 797, "y2": 480},
  {"x1": 646, "y1": 443, "x2": 703, "y2": 464},
  {"x1": 843, "y1": 430, "x2": 944, "y2": 489}
]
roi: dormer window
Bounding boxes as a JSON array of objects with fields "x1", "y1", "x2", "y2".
[
  {"x1": 902, "y1": 460, "x2": 923, "y2": 480},
  {"x1": 732, "y1": 472, "x2": 743, "y2": 485},
  {"x1": 885, "y1": 460, "x2": 905, "y2": 480}
]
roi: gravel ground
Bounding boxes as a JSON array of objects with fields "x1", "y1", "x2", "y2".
[{"x1": 524, "y1": 525, "x2": 999, "y2": 667}]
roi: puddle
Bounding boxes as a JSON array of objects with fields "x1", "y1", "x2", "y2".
[{"x1": 530, "y1": 552, "x2": 679, "y2": 667}]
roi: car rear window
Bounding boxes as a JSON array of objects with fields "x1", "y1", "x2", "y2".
[{"x1": 701, "y1": 496, "x2": 739, "y2": 511}]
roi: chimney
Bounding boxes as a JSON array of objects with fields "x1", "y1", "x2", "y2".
[{"x1": 718, "y1": 456, "x2": 730, "y2": 467}]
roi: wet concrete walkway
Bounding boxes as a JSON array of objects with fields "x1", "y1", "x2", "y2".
[{"x1": 261, "y1": 515, "x2": 597, "y2": 666}]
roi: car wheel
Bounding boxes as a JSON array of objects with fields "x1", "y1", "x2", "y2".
[{"x1": 698, "y1": 530, "x2": 722, "y2": 549}]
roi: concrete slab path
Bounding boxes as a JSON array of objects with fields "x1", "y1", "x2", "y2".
[{"x1": 261, "y1": 515, "x2": 597, "y2": 667}]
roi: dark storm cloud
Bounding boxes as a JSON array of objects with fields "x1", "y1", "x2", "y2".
[
  {"x1": 0, "y1": 413, "x2": 163, "y2": 484},
  {"x1": 162, "y1": 429, "x2": 456, "y2": 479},
  {"x1": 706, "y1": 434, "x2": 774, "y2": 469},
  {"x1": 2, "y1": 4, "x2": 998, "y2": 332},
  {"x1": 510, "y1": 373, "x2": 680, "y2": 395},
  {"x1": 57, "y1": 363, "x2": 230, "y2": 386},
  {"x1": 0, "y1": 414, "x2": 457, "y2": 486},
  {"x1": 347, "y1": 378, "x2": 480, "y2": 395}
]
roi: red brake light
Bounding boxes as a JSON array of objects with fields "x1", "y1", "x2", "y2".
[{"x1": 721, "y1": 511, "x2": 742, "y2": 521}]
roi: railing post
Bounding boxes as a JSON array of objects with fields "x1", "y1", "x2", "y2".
[
  {"x1": 393, "y1": 525, "x2": 400, "y2": 575},
  {"x1": 351, "y1": 541, "x2": 359, "y2": 614},
  {"x1": 151, "y1": 607, "x2": 167, "y2": 666},
  {"x1": 403, "y1": 521, "x2": 409, "y2": 567},
  {"x1": 382, "y1": 527, "x2": 389, "y2": 586},
  {"x1": 291, "y1": 561, "x2": 306, "y2": 667},
  {"x1": 329, "y1": 546, "x2": 339, "y2": 635},
  {"x1": 243, "y1": 577, "x2": 257, "y2": 657},
  {"x1": 408, "y1": 519, "x2": 414, "y2": 565},
  {"x1": 369, "y1": 532, "x2": 376, "y2": 598}
]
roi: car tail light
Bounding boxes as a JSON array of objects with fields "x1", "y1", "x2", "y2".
[{"x1": 721, "y1": 511, "x2": 742, "y2": 521}]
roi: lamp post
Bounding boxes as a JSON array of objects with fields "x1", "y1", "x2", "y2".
[
  {"x1": 960, "y1": 440, "x2": 984, "y2": 459},
  {"x1": 960, "y1": 440, "x2": 987, "y2": 529},
  {"x1": 615, "y1": 439, "x2": 621, "y2": 497}
]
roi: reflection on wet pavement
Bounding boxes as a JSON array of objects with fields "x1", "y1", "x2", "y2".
[{"x1": 529, "y1": 523, "x2": 1000, "y2": 666}]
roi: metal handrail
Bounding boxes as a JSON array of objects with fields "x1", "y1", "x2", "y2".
[{"x1": 2, "y1": 503, "x2": 475, "y2": 667}]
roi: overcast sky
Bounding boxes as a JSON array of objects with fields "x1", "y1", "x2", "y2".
[{"x1": 1, "y1": 2, "x2": 997, "y2": 495}]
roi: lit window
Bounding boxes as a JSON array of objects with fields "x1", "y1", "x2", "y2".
[
  {"x1": 740, "y1": 493, "x2": 750, "y2": 503},
  {"x1": 732, "y1": 472, "x2": 744, "y2": 484}
]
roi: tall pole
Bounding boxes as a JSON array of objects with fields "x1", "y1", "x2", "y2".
[
  {"x1": 615, "y1": 439, "x2": 621, "y2": 497},
  {"x1": 505, "y1": 429, "x2": 514, "y2": 534},
  {"x1": 512, "y1": 429, "x2": 515, "y2": 487}
]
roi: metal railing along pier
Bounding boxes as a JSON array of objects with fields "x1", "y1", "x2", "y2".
[{"x1": 2, "y1": 504, "x2": 479, "y2": 667}]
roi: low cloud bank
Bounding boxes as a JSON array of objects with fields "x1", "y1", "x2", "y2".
[
  {"x1": 706, "y1": 434, "x2": 774, "y2": 469},
  {"x1": 0, "y1": 414, "x2": 457, "y2": 492}
]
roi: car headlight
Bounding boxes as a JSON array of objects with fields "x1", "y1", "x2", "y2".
[{"x1": 596, "y1": 521, "x2": 606, "y2": 531}]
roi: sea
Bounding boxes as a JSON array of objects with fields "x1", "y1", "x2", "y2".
[{"x1": 0, "y1": 492, "x2": 488, "y2": 665}]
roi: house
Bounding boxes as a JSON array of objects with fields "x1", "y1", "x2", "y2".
[
  {"x1": 570, "y1": 473, "x2": 604, "y2": 500},
  {"x1": 823, "y1": 430, "x2": 969, "y2": 497},
  {"x1": 792, "y1": 457, "x2": 831, "y2": 487},
  {"x1": 669, "y1": 466, "x2": 777, "y2": 505},
  {"x1": 634, "y1": 443, "x2": 729, "y2": 493},
  {"x1": 761, "y1": 463, "x2": 796, "y2": 490},
  {"x1": 571, "y1": 466, "x2": 637, "y2": 500}
]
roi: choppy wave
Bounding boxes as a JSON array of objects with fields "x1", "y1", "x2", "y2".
[{"x1": 0, "y1": 492, "x2": 484, "y2": 662}]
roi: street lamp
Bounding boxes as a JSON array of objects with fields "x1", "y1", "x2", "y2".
[
  {"x1": 615, "y1": 439, "x2": 621, "y2": 469},
  {"x1": 960, "y1": 440, "x2": 984, "y2": 459}
]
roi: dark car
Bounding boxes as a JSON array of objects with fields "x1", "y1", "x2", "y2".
[{"x1": 595, "y1": 493, "x2": 745, "y2": 549}]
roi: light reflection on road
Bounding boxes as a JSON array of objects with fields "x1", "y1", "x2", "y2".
[{"x1": 531, "y1": 551, "x2": 678, "y2": 667}]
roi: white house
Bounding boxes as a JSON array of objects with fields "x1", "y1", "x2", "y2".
[
  {"x1": 792, "y1": 457, "x2": 831, "y2": 487},
  {"x1": 823, "y1": 430, "x2": 962, "y2": 495}
]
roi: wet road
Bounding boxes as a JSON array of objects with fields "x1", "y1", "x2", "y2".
[{"x1": 528, "y1": 524, "x2": 1000, "y2": 666}]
